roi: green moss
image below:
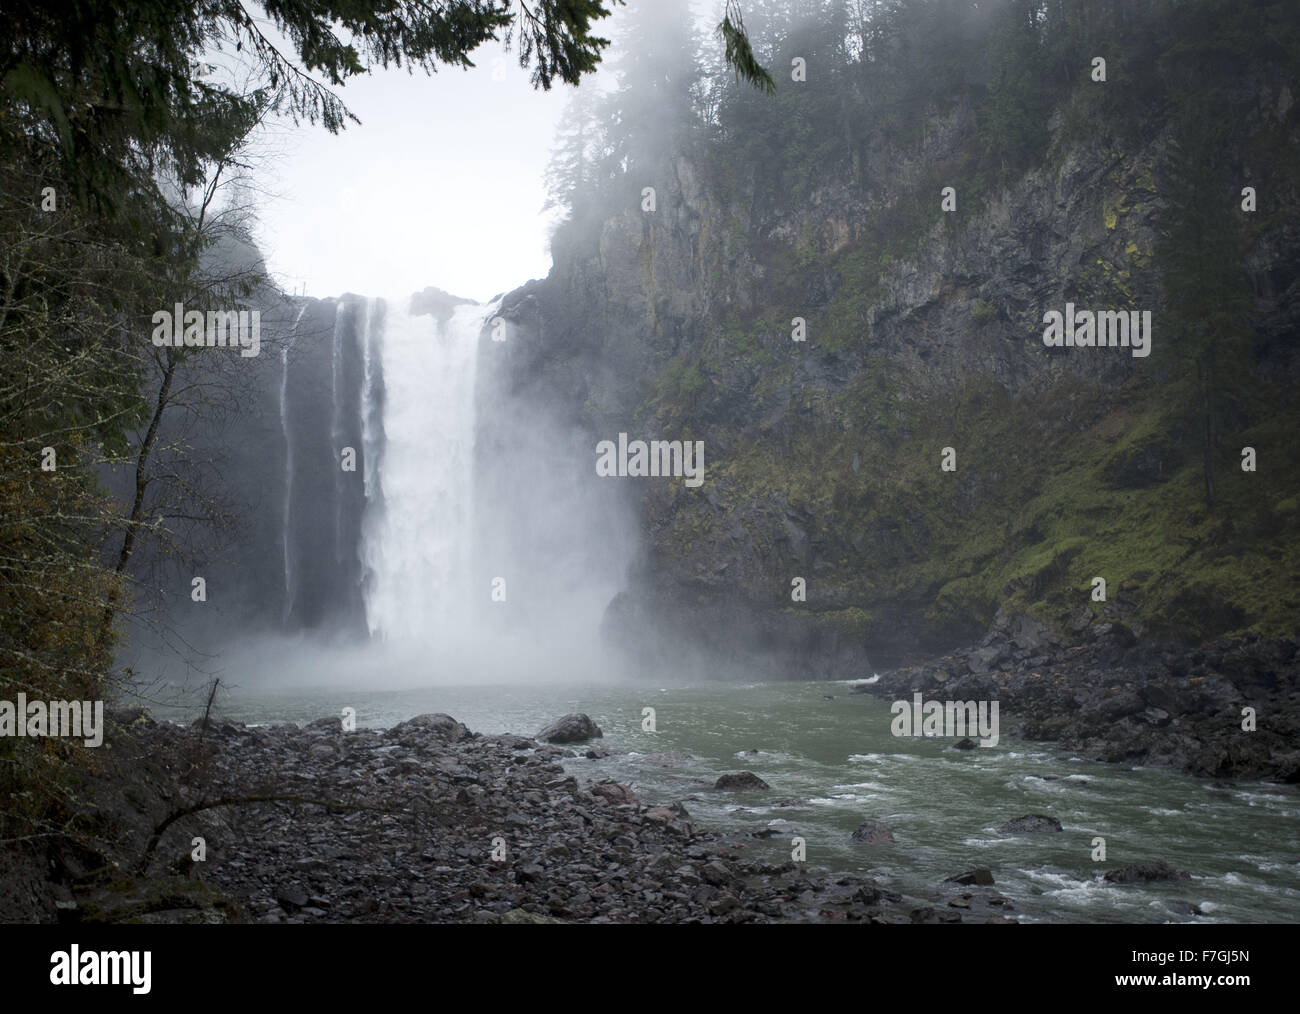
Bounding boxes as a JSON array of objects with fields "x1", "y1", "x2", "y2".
[{"x1": 672, "y1": 359, "x2": 1300, "y2": 646}]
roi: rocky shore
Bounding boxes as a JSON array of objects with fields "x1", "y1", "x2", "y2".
[
  {"x1": 858, "y1": 610, "x2": 1300, "y2": 784},
  {"x1": 6, "y1": 612, "x2": 1292, "y2": 925},
  {"x1": 3, "y1": 708, "x2": 1014, "y2": 925}
]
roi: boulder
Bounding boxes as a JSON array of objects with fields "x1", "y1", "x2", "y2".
[
  {"x1": 700, "y1": 860, "x2": 734, "y2": 886},
  {"x1": 1007, "y1": 613, "x2": 1056, "y2": 653},
  {"x1": 536, "y1": 714, "x2": 602, "y2": 744},
  {"x1": 1103, "y1": 861, "x2": 1191, "y2": 884},
  {"x1": 391, "y1": 713, "x2": 469, "y2": 741},
  {"x1": 997, "y1": 814, "x2": 1063, "y2": 834},
  {"x1": 590, "y1": 780, "x2": 637, "y2": 805},
  {"x1": 967, "y1": 646, "x2": 1004, "y2": 674},
  {"x1": 851, "y1": 821, "x2": 896, "y2": 844},
  {"x1": 276, "y1": 885, "x2": 309, "y2": 910},
  {"x1": 714, "y1": 771, "x2": 770, "y2": 790},
  {"x1": 945, "y1": 868, "x2": 995, "y2": 886},
  {"x1": 502, "y1": 908, "x2": 566, "y2": 924}
]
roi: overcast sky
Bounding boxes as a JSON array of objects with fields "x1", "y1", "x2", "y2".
[
  {"x1": 251, "y1": 38, "x2": 575, "y2": 305},
  {"x1": 242, "y1": 3, "x2": 732, "y2": 305}
]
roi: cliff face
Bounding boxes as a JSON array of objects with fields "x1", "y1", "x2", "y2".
[
  {"x1": 125, "y1": 294, "x2": 378, "y2": 638},
  {"x1": 201, "y1": 287, "x2": 470, "y2": 638},
  {"x1": 497, "y1": 75, "x2": 1300, "y2": 675}
]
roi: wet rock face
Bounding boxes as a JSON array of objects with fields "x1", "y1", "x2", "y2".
[
  {"x1": 27, "y1": 711, "x2": 973, "y2": 926},
  {"x1": 536, "y1": 714, "x2": 603, "y2": 744},
  {"x1": 494, "y1": 76, "x2": 1300, "y2": 674}
]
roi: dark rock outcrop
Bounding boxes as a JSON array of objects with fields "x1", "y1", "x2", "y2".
[{"x1": 863, "y1": 621, "x2": 1300, "y2": 782}]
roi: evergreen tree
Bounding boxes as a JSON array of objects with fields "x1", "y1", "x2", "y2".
[
  {"x1": 545, "y1": 86, "x2": 605, "y2": 218},
  {"x1": 601, "y1": 0, "x2": 707, "y2": 178},
  {"x1": 1157, "y1": 50, "x2": 1257, "y2": 513}
]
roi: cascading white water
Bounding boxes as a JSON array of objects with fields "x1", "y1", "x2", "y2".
[
  {"x1": 280, "y1": 303, "x2": 308, "y2": 626},
  {"x1": 351, "y1": 289, "x2": 635, "y2": 683},
  {"x1": 359, "y1": 301, "x2": 380, "y2": 503},
  {"x1": 330, "y1": 301, "x2": 345, "y2": 565},
  {"x1": 362, "y1": 298, "x2": 493, "y2": 648}
]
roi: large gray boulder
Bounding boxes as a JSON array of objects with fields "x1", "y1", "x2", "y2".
[
  {"x1": 537, "y1": 713, "x2": 603, "y2": 743},
  {"x1": 714, "y1": 771, "x2": 770, "y2": 790},
  {"x1": 391, "y1": 713, "x2": 469, "y2": 741}
]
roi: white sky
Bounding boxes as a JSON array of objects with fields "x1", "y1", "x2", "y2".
[
  {"x1": 252, "y1": 39, "x2": 574, "y2": 304},
  {"x1": 242, "y1": 3, "x2": 726, "y2": 304}
]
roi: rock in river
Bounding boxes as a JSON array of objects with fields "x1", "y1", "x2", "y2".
[
  {"x1": 998, "y1": 814, "x2": 1063, "y2": 834},
  {"x1": 537, "y1": 713, "x2": 603, "y2": 744},
  {"x1": 945, "y1": 869, "x2": 995, "y2": 886},
  {"x1": 1103, "y1": 861, "x2": 1191, "y2": 884},
  {"x1": 714, "y1": 771, "x2": 770, "y2": 790},
  {"x1": 851, "y1": 821, "x2": 896, "y2": 844}
]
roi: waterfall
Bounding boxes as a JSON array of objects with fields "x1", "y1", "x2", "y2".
[
  {"x1": 280, "y1": 303, "x2": 307, "y2": 627},
  {"x1": 362, "y1": 297, "x2": 494, "y2": 647},
  {"x1": 331, "y1": 302, "x2": 345, "y2": 565},
  {"x1": 259, "y1": 286, "x2": 634, "y2": 681},
  {"x1": 359, "y1": 299, "x2": 380, "y2": 503}
]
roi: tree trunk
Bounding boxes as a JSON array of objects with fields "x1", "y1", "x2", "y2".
[{"x1": 95, "y1": 349, "x2": 177, "y2": 657}]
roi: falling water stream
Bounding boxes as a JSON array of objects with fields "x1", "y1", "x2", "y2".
[
  {"x1": 279, "y1": 304, "x2": 307, "y2": 626},
  {"x1": 362, "y1": 298, "x2": 493, "y2": 652}
]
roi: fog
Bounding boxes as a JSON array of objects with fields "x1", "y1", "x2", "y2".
[{"x1": 117, "y1": 291, "x2": 643, "y2": 699}]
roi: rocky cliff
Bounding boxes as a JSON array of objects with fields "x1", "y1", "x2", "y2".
[{"x1": 496, "y1": 64, "x2": 1300, "y2": 675}]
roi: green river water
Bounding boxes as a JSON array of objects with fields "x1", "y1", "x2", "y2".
[{"x1": 133, "y1": 677, "x2": 1299, "y2": 924}]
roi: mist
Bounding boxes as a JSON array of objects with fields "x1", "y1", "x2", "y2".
[{"x1": 116, "y1": 287, "x2": 644, "y2": 698}]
